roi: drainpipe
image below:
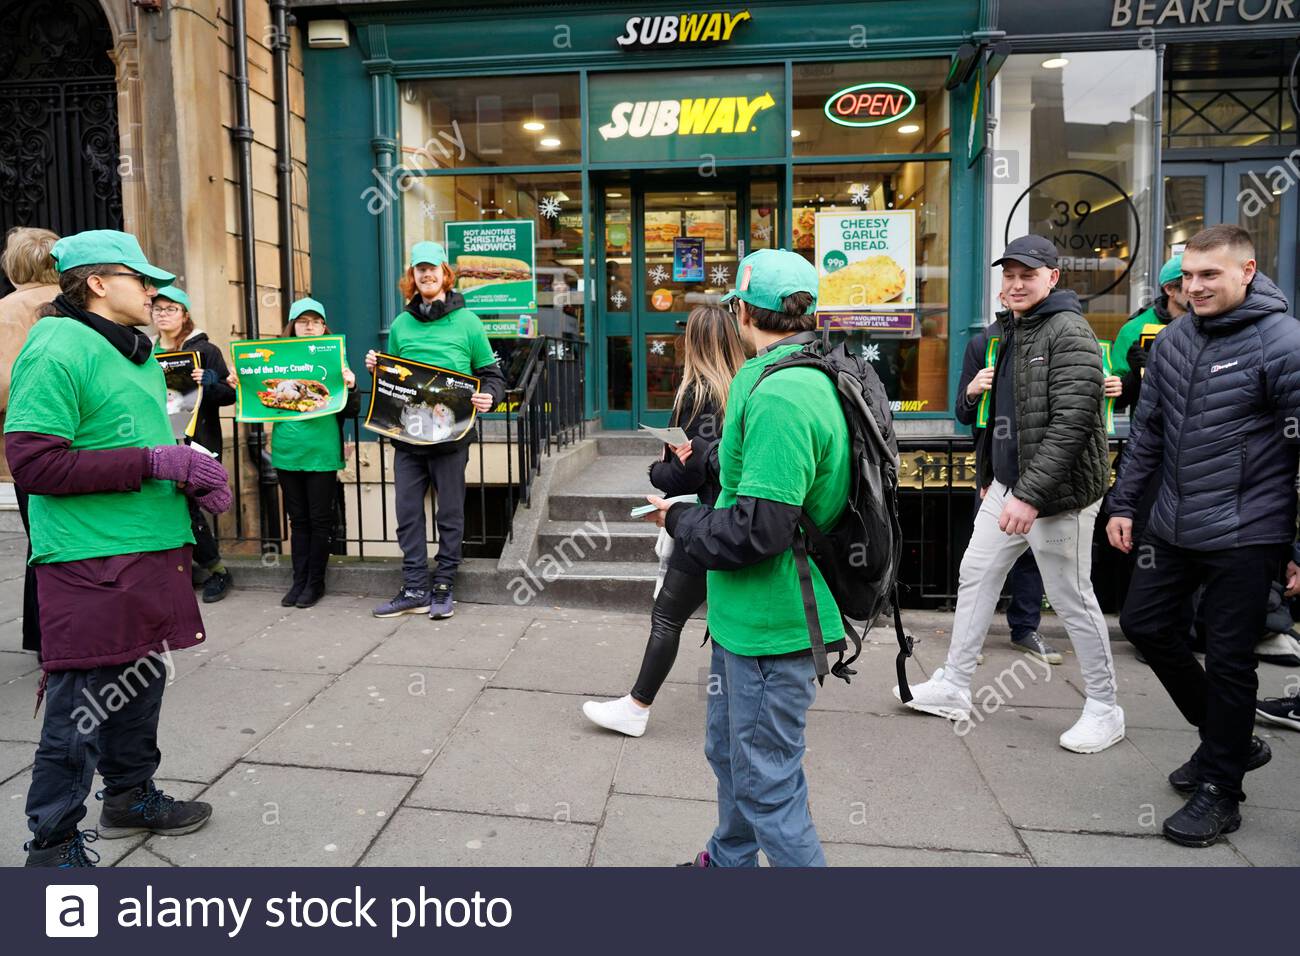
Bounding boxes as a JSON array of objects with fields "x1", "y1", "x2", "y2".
[
  {"x1": 1150, "y1": 43, "x2": 1165, "y2": 303},
  {"x1": 270, "y1": 0, "x2": 295, "y2": 323},
  {"x1": 229, "y1": 0, "x2": 278, "y2": 551}
]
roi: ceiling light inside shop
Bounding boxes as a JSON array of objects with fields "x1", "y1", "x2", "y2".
[
  {"x1": 539, "y1": 137, "x2": 561, "y2": 148},
  {"x1": 523, "y1": 121, "x2": 546, "y2": 131},
  {"x1": 791, "y1": 129, "x2": 801, "y2": 137},
  {"x1": 898, "y1": 124, "x2": 920, "y2": 134},
  {"x1": 608, "y1": 192, "x2": 624, "y2": 198},
  {"x1": 1041, "y1": 57, "x2": 1069, "y2": 69}
]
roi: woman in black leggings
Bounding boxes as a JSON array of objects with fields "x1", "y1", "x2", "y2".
[{"x1": 583, "y1": 305, "x2": 745, "y2": 737}]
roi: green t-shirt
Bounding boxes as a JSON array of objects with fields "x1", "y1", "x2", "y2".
[
  {"x1": 705, "y1": 343, "x2": 850, "y2": 657},
  {"x1": 4, "y1": 316, "x2": 193, "y2": 564},
  {"x1": 1111, "y1": 307, "x2": 1168, "y2": 378},
  {"x1": 386, "y1": 306, "x2": 495, "y2": 375},
  {"x1": 272, "y1": 414, "x2": 344, "y2": 472}
]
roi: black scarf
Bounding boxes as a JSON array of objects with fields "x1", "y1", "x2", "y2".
[
  {"x1": 52, "y1": 293, "x2": 153, "y2": 364},
  {"x1": 406, "y1": 290, "x2": 467, "y2": 323}
]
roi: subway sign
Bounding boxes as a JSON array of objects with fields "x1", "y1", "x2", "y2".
[
  {"x1": 598, "y1": 93, "x2": 776, "y2": 140},
  {"x1": 615, "y1": 10, "x2": 751, "y2": 49},
  {"x1": 824, "y1": 82, "x2": 917, "y2": 128}
]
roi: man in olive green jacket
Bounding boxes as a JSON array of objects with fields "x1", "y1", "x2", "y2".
[{"x1": 896, "y1": 235, "x2": 1122, "y2": 754}]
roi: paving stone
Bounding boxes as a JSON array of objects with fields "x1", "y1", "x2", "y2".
[
  {"x1": 591, "y1": 793, "x2": 720, "y2": 867},
  {"x1": 492, "y1": 621, "x2": 710, "y2": 698},
  {"x1": 366, "y1": 615, "x2": 529, "y2": 670},
  {"x1": 0, "y1": 739, "x2": 33, "y2": 784},
  {"x1": 805, "y1": 711, "x2": 1023, "y2": 854},
  {"x1": 1223, "y1": 806, "x2": 1300, "y2": 865},
  {"x1": 0, "y1": 650, "x2": 38, "y2": 684},
  {"x1": 249, "y1": 664, "x2": 484, "y2": 774},
  {"x1": 1019, "y1": 829, "x2": 1247, "y2": 866},
  {"x1": 0, "y1": 670, "x2": 42, "y2": 743},
  {"x1": 0, "y1": 576, "x2": 24, "y2": 624},
  {"x1": 146, "y1": 763, "x2": 410, "y2": 866},
  {"x1": 213, "y1": 607, "x2": 399, "y2": 675},
  {"x1": 409, "y1": 688, "x2": 621, "y2": 824},
  {"x1": 116, "y1": 846, "x2": 176, "y2": 867},
  {"x1": 611, "y1": 684, "x2": 713, "y2": 802},
  {"x1": 823, "y1": 843, "x2": 1031, "y2": 866},
  {"x1": 1125, "y1": 725, "x2": 1300, "y2": 813},
  {"x1": 812, "y1": 641, "x2": 957, "y2": 714},
  {"x1": 0, "y1": 775, "x2": 203, "y2": 868},
  {"x1": 154, "y1": 666, "x2": 331, "y2": 783},
  {"x1": 958, "y1": 707, "x2": 1187, "y2": 835},
  {"x1": 0, "y1": 618, "x2": 24, "y2": 654},
  {"x1": 362, "y1": 806, "x2": 594, "y2": 867}
]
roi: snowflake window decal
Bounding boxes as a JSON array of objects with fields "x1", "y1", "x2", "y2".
[
  {"x1": 610, "y1": 289, "x2": 628, "y2": 309},
  {"x1": 648, "y1": 265, "x2": 669, "y2": 286},
  {"x1": 849, "y1": 183, "x2": 872, "y2": 206},
  {"x1": 862, "y1": 343, "x2": 882, "y2": 363},
  {"x1": 420, "y1": 200, "x2": 438, "y2": 221},
  {"x1": 539, "y1": 195, "x2": 562, "y2": 220},
  {"x1": 650, "y1": 339, "x2": 667, "y2": 356},
  {"x1": 710, "y1": 264, "x2": 731, "y2": 285},
  {"x1": 753, "y1": 223, "x2": 772, "y2": 241}
]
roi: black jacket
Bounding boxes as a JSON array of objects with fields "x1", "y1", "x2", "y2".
[
  {"x1": 163, "y1": 331, "x2": 235, "y2": 459},
  {"x1": 392, "y1": 292, "x2": 507, "y2": 456},
  {"x1": 954, "y1": 312, "x2": 1010, "y2": 485},
  {"x1": 979, "y1": 289, "x2": 1109, "y2": 516},
  {"x1": 1106, "y1": 274, "x2": 1300, "y2": 551},
  {"x1": 649, "y1": 385, "x2": 724, "y2": 575}
]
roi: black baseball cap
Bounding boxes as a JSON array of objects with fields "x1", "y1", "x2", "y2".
[{"x1": 993, "y1": 235, "x2": 1059, "y2": 270}]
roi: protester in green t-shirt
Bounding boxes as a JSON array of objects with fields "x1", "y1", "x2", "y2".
[
  {"x1": 266, "y1": 297, "x2": 360, "y2": 609},
  {"x1": 4, "y1": 229, "x2": 223, "y2": 866},
  {"x1": 365, "y1": 241, "x2": 505, "y2": 622},
  {"x1": 1112, "y1": 254, "x2": 1187, "y2": 412},
  {"x1": 644, "y1": 248, "x2": 845, "y2": 868}
]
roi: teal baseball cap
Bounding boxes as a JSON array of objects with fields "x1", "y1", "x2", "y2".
[
  {"x1": 153, "y1": 285, "x2": 191, "y2": 311},
  {"x1": 288, "y1": 296, "x2": 327, "y2": 323},
  {"x1": 410, "y1": 241, "x2": 449, "y2": 268},
  {"x1": 720, "y1": 248, "x2": 819, "y2": 313},
  {"x1": 1159, "y1": 254, "x2": 1183, "y2": 288},
  {"x1": 51, "y1": 229, "x2": 174, "y2": 283}
]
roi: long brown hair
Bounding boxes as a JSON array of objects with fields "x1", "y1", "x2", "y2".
[
  {"x1": 673, "y1": 304, "x2": 745, "y2": 427},
  {"x1": 398, "y1": 263, "x2": 457, "y2": 302}
]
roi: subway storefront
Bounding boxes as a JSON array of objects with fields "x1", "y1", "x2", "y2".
[{"x1": 298, "y1": 0, "x2": 986, "y2": 439}]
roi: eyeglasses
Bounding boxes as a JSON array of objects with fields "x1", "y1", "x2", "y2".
[
  {"x1": 102, "y1": 271, "x2": 155, "y2": 290},
  {"x1": 151, "y1": 304, "x2": 183, "y2": 315}
]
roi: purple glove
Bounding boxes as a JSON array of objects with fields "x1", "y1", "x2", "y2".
[
  {"x1": 147, "y1": 445, "x2": 228, "y2": 494},
  {"x1": 195, "y1": 484, "x2": 232, "y2": 515}
]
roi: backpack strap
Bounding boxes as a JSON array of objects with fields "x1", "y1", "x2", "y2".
[
  {"x1": 791, "y1": 526, "x2": 830, "y2": 684},
  {"x1": 892, "y1": 584, "x2": 915, "y2": 703}
]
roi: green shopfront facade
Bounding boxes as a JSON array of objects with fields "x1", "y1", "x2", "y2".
[{"x1": 297, "y1": 0, "x2": 987, "y2": 436}]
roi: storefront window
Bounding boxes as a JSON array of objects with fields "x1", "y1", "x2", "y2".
[
  {"x1": 792, "y1": 161, "x2": 951, "y2": 413},
  {"x1": 402, "y1": 172, "x2": 585, "y2": 343},
  {"x1": 604, "y1": 187, "x2": 632, "y2": 313},
  {"x1": 1164, "y1": 40, "x2": 1297, "y2": 150},
  {"x1": 399, "y1": 74, "x2": 581, "y2": 168},
  {"x1": 642, "y1": 189, "x2": 738, "y2": 312},
  {"x1": 990, "y1": 51, "x2": 1157, "y2": 345},
  {"x1": 793, "y1": 59, "x2": 950, "y2": 157}
]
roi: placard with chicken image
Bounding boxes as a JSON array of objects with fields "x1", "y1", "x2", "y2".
[
  {"x1": 364, "y1": 353, "x2": 481, "y2": 446},
  {"x1": 230, "y1": 335, "x2": 349, "y2": 423}
]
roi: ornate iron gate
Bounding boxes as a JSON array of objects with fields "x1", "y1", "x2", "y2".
[{"x1": 0, "y1": 0, "x2": 122, "y2": 284}]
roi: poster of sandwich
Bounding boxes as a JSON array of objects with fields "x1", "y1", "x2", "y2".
[
  {"x1": 155, "y1": 350, "x2": 202, "y2": 440},
  {"x1": 445, "y1": 219, "x2": 537, "y2": 313},
  {"x1": 363, "y1": 353, "x2": 480, "y2": 446},
  {"x1": 230, "y1": 335, "x2": 348, "y2": 423},
  {"x1": 814, "y1": 209, "x2": 916, "y2": 313}
]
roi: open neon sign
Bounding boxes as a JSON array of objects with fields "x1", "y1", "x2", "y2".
[{"x1": 824, "y1": 82, "x2": 916, "y2": 128}]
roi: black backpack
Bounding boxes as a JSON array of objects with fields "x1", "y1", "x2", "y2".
[{"x1": 744, "y1": 331, "x2": 916, "y2": 693}]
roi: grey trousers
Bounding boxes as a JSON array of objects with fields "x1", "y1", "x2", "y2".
[
  {"x1": 943, "y1": 480, "x2": 1118, "y2": 705},
  {"x1": 394, "y1": 443, "x2": 470, "y2": 590}
]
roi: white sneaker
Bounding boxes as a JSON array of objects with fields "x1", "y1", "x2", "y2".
[
  {"x1": 582, "y1": 695, "x2": 650, "y2": 738},
  {"x1": 892, "y1": 667, "x2": 972, "y2": 721},
  {"x1": 1059, "y1": 698, "x2": 1125, "y2": 753}
]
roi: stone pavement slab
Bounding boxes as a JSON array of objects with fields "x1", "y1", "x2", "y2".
[
  {"x1": 116, "y1": 846, "x2": 175, "y2": 867},
  {"x1": 0, "y1": 671, "x2": 43, "y2": 743},
  {"x1": 0, "y1": 618, "x2": 24, "y2": 654},
  {"x1": 823, "y1": 843, "x2": 1031, "y2": 866},
  {"x1": 1125, "y1": 725, "x2": 1300, "y2": 813},
  {"x1": 248, "y1": 664, "x2": 485, "y2": 774},
  {"x1": 147, "y1": 762, "x2": 410, "y2": 867},
  {"x1": 212, "y1": 608, "x2": 400, "y2": 675},
  {"x1": 611, "y1": 684, "x2": 714, "y2": 802},
  {"x1": 1017, "y1": 829, "x2": 1247, "y2": 866},
  {"x1": 1219, "y1": 807, "x2": 1300, "y2": 865},
  {"x1": 0, "y1": 740, "x2": 33, "y2": 784},
  {"x1": 591, "y1": 793, "x2": 720, "y2": 867},
  {"x1": 0, "y1": 650, "x2": 38, "y2": 685},
  {"x1": 409, "y1": 688, "x2": 622, "y2": 824},
  {"x1": 361, "y1": 807, "x2": 595, "y2": 867},
  {"x1": 367, "y1": 613, "x2": 529, "y2": 671}
]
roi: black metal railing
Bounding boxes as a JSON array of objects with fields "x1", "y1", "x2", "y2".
[{"x1": 214, "y1": 336, "x2": 586, "y2": 560}]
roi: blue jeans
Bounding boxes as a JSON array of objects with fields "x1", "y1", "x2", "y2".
[
  {"x1": 704, "y1": 640, "x2": 825, "y2": 867},
  {"x1": 1006, "y1": 550, "x2": 1045, "y2": 641}
]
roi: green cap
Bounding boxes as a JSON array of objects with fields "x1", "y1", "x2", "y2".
[
  {"x1": 153, "y1": 285, "x2": 191, "y2": 312},
  {"x1": 288, "y1": 296, "x2": 327, "y2": 323},
  {"x1": 51, "y1": 230, "x2": 174, "y2": 283},
  {"x1": 410, "y1": 241, "x2": 449, "y2": 268},
  {"x1": 1158, "y1": 254, "x2": 1183, "y2": 288},
  {"x1": 720, "y1": 248, "x2": 819, "y2": 313}
]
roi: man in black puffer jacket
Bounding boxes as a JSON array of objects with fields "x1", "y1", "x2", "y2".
[
  {"x1": 896, "y1": 236, "x2": 1122, "y2": 755},
  {"x1": 1106, "y1": 224, "x2": 1300, "y2": 848}
]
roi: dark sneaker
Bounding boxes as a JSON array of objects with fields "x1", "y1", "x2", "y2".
[
  {"x1": 281, "y1": 582, "x2": 305, "y2": 607},
  {"x1": 429, "y1": 584, "x2": 455, "y2": 620},
  {"x1": 677, "y1": 850, "x2": 712, "y2": 867},
  {"x1": 1162, "y1": 782, "x2": 1241, "y2": 847},
  {"x1": 1169, "y1": 736, "x2": 1271, "y2": 794},
  {"x1": 24, "y1": 830, "x2": 100, "y2": 868},
  {"x1": 295, "y1": 584, "x2": 325, "y2": 608},
  {"x1": 1011, "y1": 631, "x2": 1063, "y2": 664},
  {"x1": 191, "y1": 566, "x2": 211, "y2": 589},
  {"x1": 373, "y1": 588, "x2": 431, "y2": 618},
  {"x1": 1256, "y1": 692, "x2": 1300, "y2": 731},
  {"x1": 201, "y1": 569, "x2": 233, "y2": 604},
  {"x1": 97, "y1": 784, "x2": 213, "y2": 839}
]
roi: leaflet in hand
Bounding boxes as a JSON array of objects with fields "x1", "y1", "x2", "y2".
[
  {"x1": 639, "y1": 424, "x2": 689, "y2": 446},
  {"x1": 630, "y1": 494, "x2": 698, "y2": 518}
]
